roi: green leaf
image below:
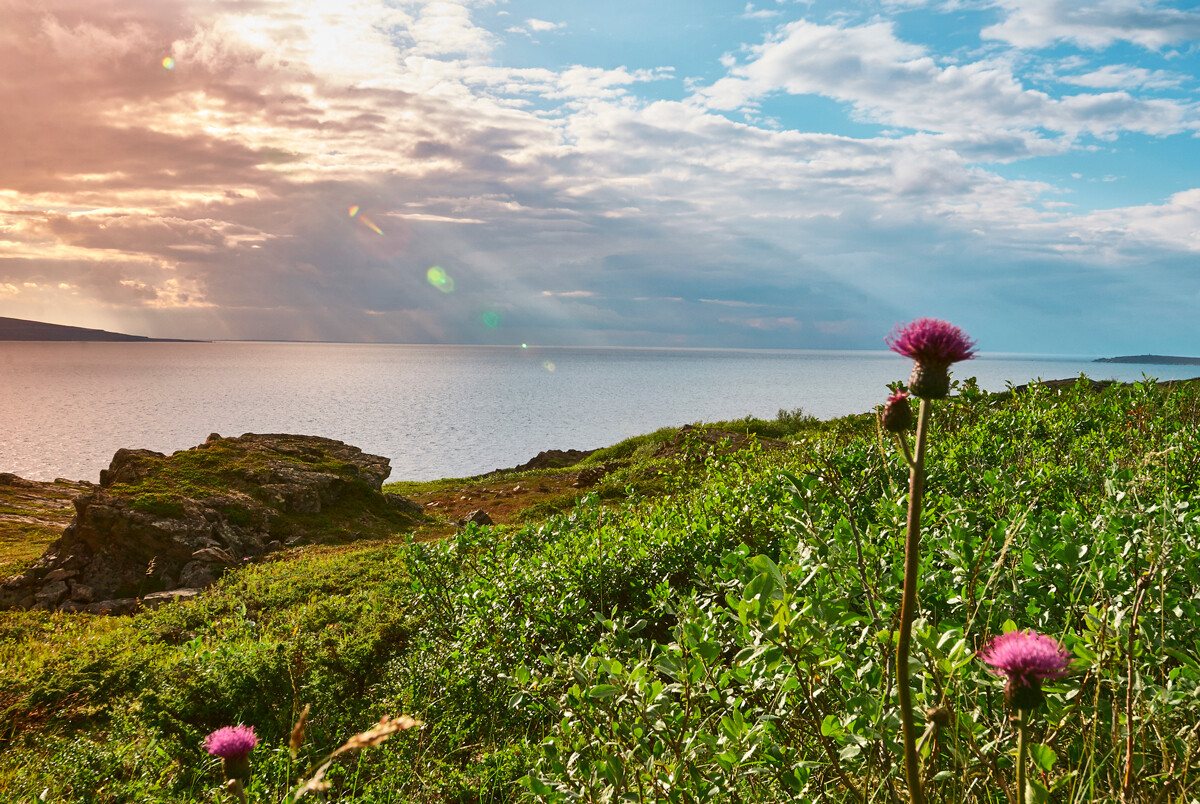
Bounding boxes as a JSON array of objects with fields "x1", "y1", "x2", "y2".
[
  {"x1": 1025, "y1": 778, "x2": 1050, "y2": 804},
  {"x1": 587, "y1": 684, "x2": 621, "y2": 699},
  {"x1": 1163, "y1": 647, "x2": 1200, "y2": 671},
  {"x1": 523, "y1": 775, "x2": 553, "y2": 796},
  {"x1": 749, "y1": 554, "x2": 785, "y2": 588},
  {"x1": 1029, "y1": 743, "x2": 1057, "y2": 772}
]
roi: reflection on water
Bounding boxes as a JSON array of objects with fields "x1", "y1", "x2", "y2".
[{"x1": 1, "y1": 342, "x2": 1194, "y2": 483}]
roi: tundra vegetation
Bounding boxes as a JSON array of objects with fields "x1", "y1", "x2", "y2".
[{"x1": 1, "y1": 375, "x2": 1199, "y2": 803}]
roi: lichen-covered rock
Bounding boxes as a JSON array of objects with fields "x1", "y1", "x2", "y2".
[{"x1": 0, "y1": 433, "x2": 421, "y2": 613}]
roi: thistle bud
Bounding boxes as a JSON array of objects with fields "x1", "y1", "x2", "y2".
[
  {"x1": 925, "y1": 706, "x2": 952, "y2": 728},
  {"x1": 882, "y1": 391, "x2": 914, "y2": 432}
]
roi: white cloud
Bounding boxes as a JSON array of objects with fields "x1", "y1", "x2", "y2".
[
  {"x1": 1061, "y1": 64, "x2": 1186, "y2": 90},
  {"x1": 525, "y1": 18, "x2": 564, "y2": 32},
  {"x1": 982, "y1": 0, "x2": 1200, "y2": 50},
  {"x1": 742, "y1": 4, "x2": 781, "y2": 20},
  {"x1": 697, "y1": 18, "x2": 1199, "y2": 142}
]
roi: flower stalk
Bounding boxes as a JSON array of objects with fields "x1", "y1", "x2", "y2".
[
  {"x1": 884, "y1": 318, "x2": 976, "y2": 804},
  {"x1": 978, "y1": 629, "x2": 1072, "y2": 804},
  {"x1": 896, "y1": 398, "x2": 931, "y2": 804},
  {"x1": 1014, "y1": 708, "x2": 1030, "y2": 804},
  {"x1": 205, "y1": 724, "x2": 258, "y2": 804}
]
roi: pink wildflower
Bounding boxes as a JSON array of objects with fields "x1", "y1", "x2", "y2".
[
  {"x1": 886, "y1": 318, "x2": 976, "y2": 399},
  {"x1": 887, "y1": 318, "x2": 977, "y2": 365},
  {"x1": 206, "y1": 724, "x2": 258, "y2": 781},
  {"x1": 979, "y1": 630, "x2": 1071, "y2": 710},
  {"x1": 205, "y1": 725, "x2": 258, "y2": 759}
]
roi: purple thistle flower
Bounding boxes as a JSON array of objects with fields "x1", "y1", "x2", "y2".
[
  {"x1": 205, "y1": 724, "x2": 258, "y2": 759},
  {"x1": 887, "y1": 318, "x2": 977, "y2": 365},
  {"x1": 206, "y1": 724, "x2": 258, "y2": 781},
  {"x1": 979, "y1": 630, "x2": 1071, "y2": 711},
  {"x1": 886, "y1": 318, "x2": 977, "y2": 399}
]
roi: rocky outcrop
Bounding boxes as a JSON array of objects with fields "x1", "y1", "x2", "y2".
[
  {"x1": 0, "y1": 434, "x2": 421, "y2": 614},
  {"x1": 489, "y1": 448, "x2": 595, "y2": 475},
  {"x1": 573, "y1": 464, "x2": 617, "y2": 489}
]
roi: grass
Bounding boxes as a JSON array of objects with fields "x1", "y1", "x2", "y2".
[
  {"x1": 1, "y1": 378, "x2": 1199, "y2": 802},
  {"x1": 0, "y1": 478, "x2": 87, "y2": 575}
]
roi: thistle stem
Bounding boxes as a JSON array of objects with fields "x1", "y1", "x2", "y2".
[
  {"x1": 225, "y1": 777, "x2": 248, "y2": 804},
  {"x1": 1015, "y1": 708, "x2": 1030, "y2": 804},
  {"x1": 897, "y1": 398, "x2": 931, "y2": 804}
]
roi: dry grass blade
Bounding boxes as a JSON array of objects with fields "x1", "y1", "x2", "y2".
[
  {"x1": 293, "y1": 759, "x2": 333, "y2": 802},
  {"x1": 331, "y1": 715, "x2": 419, "y2": 757},
  {"x1": 289, "y1": 704, "x2": 311, "y2": 759},
  {"x1": 293, "y1": 715, "x2": 419, "y2": 801}
]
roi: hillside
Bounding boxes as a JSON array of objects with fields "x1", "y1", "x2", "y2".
[
  {"x1": 1094, "y1": 353, "x2": 1200, "y2": 365},
  {"x1": 0, "y1": 378, "x2": 1198, "y2": 803},
  {"x1": 0, "y1": 315, "x2": 195, "y2": 342}
]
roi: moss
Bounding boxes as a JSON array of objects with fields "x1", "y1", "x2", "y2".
[{"x1": 126, "y1": 493, "x2": 187, "y2": 519}]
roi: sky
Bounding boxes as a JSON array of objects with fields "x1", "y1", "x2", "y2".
[{"x1": 2, "y1": 0, "x2": 1199, "y2": 354}]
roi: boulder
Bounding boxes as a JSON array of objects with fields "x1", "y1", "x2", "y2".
[
  {"x1": 573, "y1": 464, "x2": 617, "y2": 489},
  {"x1": 461, "y1": 509, "x2": 494, "y2": 526},
  {"x1": 0, "y1": 433, "x2": 422, "y2": 614}
]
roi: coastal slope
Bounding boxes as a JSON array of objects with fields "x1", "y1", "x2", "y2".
[{"x1": 0, "y1": 315, "x2": 194, "y2": 342}]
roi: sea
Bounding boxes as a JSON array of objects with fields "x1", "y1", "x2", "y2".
[{"x1": 2, "y1": 342, "x2": 1197, "y2": 484}]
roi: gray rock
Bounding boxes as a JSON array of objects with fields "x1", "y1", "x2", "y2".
[
  {"x1": 462, "y1": 509, "x2": 494, "y2": 526},
  {"x1": 142, "y1": 588, "x2": 202, "y2": 609},
  {"x1": 191, "y1": 546, "x2": 237, "y2": 565},
  {"x1": 178, "y1": 561, "x2": 217, "y2": 589},
  {"x1": 33, "y1": 580, "x2": 69, "y2": 608},
  {"x1": 83, "y1": 598, "x2": 139, "y2": 616},
  {"x1": 69, "y1": 583, "x2": 95, "y2": 603},
  {"x1": 573, "y1": 464, "x2": 617, "y2": 489},
  {"x1": 385, "y1": 493, "x2": 424, "y2": 517}
]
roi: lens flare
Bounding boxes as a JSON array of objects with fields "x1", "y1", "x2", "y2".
[
  {"x1": 347, "y1": 205, "x2": 382, "y2": 234},
  {"x1": 521, "y1": 343, "x2": 528, "y2": 349},
  {"x1": 482, "y1": 311, "x2": 500, "y2": 329},
  {"x1": 426, "y1": 266, "x2": 454, "y2": 293},
  {"x1": 543, "y1": 361, "x2": 556, "y2": 373},
  {"x1": 162, "y1": 57, "x2": 175, "y2": 70}
]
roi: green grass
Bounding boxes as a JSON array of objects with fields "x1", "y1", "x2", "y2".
[{"x1": 2, "y1": 377, "x2": 1199, "y2": 802}]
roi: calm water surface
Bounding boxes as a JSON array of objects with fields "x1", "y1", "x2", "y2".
[{"x1": 2, "y1": 342, "x2": 1196, "y2": 483}]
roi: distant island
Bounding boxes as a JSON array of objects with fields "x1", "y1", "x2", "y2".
[
  {"x1": 0, "y1": 316, "x2": 197, "y2": 342},
  {"x1": 1094, "y1": 354, "x2": 1200, "y2": 366}
]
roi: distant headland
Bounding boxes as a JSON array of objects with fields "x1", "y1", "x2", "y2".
[
  {"x1": 0, "y1": 316, "x2": 199, "y2": 342},
  {"x1": 1094, "y1": 354, "x2": 1200, "y2": 366}
]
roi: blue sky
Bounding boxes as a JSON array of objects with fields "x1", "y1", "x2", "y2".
[{"x1": 1, "y1": 0, "x2": 1199, "y2": 354}]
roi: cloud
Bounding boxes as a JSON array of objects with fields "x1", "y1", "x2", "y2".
[
  {"x1": 1061, "y1": 64, "x2": 1186, "y2": 90},
  {"x1": 0, "y1": 0, "x2": 1198, "y2": 354},
  {"x1": 720, "y1": 315, "x2": 803, "y2": 330},
  {"x1": 699, "y1": 298, "x2": 766, "y2": 307},
  {"x1": 525, "y1": 18, "x2": 564, "y2": 32},
  {"x1": 982, "y1": 0, "x2": 1200, "y2": 50},
  {"x1": 742, "y1": 3, "x2": 781, "y2": 20},
  {"x1": 696, "y1": 18, "x2": 1199, "y2": 142}
]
